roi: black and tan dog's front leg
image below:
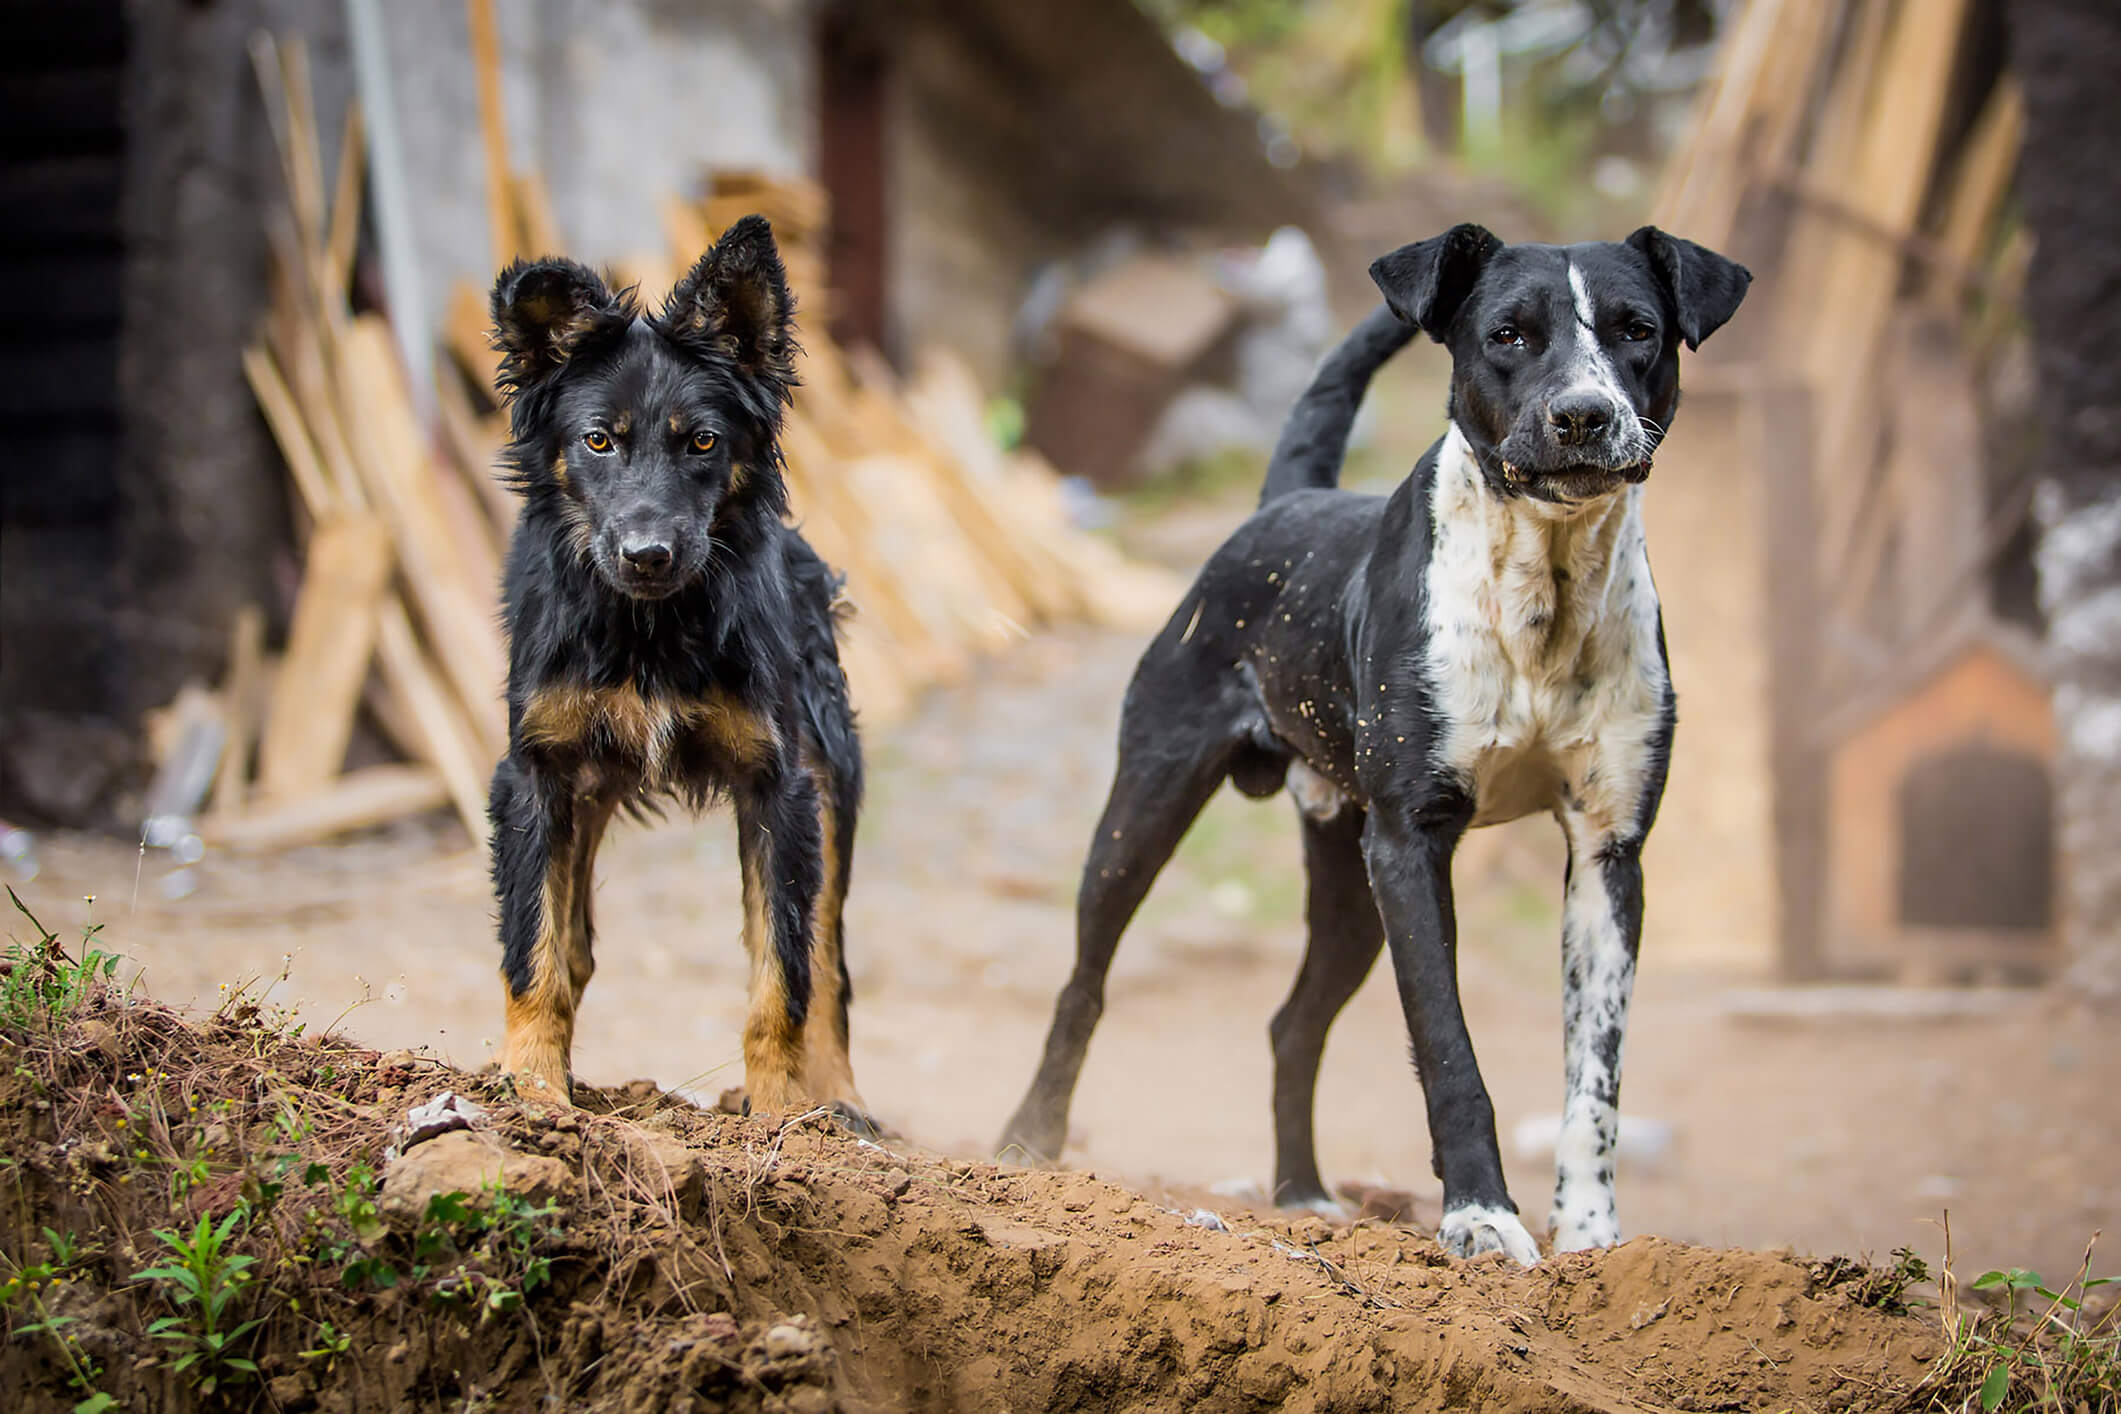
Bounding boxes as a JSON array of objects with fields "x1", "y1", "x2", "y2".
[
  {"x1": 734, "y1": 769, "x2": 826, "y2": 1118},
  {"x1": 492, "y1": 754, "x2": 611, "y2": 1104}
]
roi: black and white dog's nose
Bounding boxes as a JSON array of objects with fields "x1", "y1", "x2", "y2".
[
  {"x1": 621, "y1": 540, "x2": 673, "y2": 572},
  {"x1": 1547, "y1": 395, "x2": 1613, "y2": 447}
]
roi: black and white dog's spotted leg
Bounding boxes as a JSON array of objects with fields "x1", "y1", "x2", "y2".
[{"x1": 1550, "y1": 811, "x2": 1644, "y2": 1252}]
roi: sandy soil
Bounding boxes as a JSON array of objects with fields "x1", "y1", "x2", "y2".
[{"x1": 2, "y1": 990, "x2": 1981, "y2": 1412}]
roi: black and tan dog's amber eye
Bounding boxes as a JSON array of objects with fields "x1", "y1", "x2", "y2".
[
  {"x1": 583, "y1": 429, "x2": 613, "y2": 454},
  {"x1": 1490, "y1": 325, "x2": 1523, "y2": 347},
  {"x1": 691, "y1": 431, "x2": 718, "y2": 455}
]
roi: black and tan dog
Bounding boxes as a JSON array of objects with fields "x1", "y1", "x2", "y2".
[
  {"x1": 485, "y1": 216, "x2": 867, "y2": 1123},
  {"x1": 1001, "y1": 224, "x2": 1748, "y2": 1263}
]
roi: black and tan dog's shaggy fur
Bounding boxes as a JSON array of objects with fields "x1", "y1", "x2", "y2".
[{"x1": 485, "y1": 216, "x2": 867, "y2": 1123}]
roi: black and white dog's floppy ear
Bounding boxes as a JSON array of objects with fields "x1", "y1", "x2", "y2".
[
  {"x1": 1625, "y1": 226, "x2": 1752, "y2": 351},
  {"x1": 660, "y1": 214, "x2": 798, "y2": 407},
  {"x1": 490, "y1": 258, "x2": 631, "y2": 392},
  {"x1": 1368, "y1": 223, "x2": 1503, "y2": 342}
]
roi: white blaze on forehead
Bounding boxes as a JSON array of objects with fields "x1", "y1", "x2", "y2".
[
  {"x1": 1569, "y1": 260, "x2": 1597, "y2": 330},
  {"x1": 1561, "y1": 256, "x2": 1627, "y2": 408}
]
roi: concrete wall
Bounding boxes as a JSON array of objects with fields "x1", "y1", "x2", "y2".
[{"x1": 380, "y1": 0, "x2": 814, "y2": 327}]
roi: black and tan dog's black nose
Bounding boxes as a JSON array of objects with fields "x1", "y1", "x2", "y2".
[
  {"x1": 1547, "y1": 395, "x2": 1612, "y2": 447},
  {"x1": 621, "y1": 540, "x2": 673, "y2": 573}
]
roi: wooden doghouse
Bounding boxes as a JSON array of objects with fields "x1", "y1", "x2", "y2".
[{"x1": 1818, "y1": 629, "x2": 2060, "y2": 982}]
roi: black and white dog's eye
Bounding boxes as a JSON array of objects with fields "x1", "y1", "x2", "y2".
[
  {"x1": 1489, "y1": 325, "x2": 1523, "y2": 347},
  {"x1": 583, "y1": 429, "x2": 613, "y2": 454},
  {"x1": 690, "y1": 431, "x2": 718, "y2": 455},
  {"x1": 1621, "y1": 321, "x2": 1656, "y2": 343}
]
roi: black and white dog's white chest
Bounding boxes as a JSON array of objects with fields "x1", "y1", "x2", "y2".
[{"x1": 1419, "y1": 427, "x2": 1671, "y2": 832}]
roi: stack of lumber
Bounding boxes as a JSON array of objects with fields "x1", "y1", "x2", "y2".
[
  {"x1": 208, "y1": 27, "x2": 1175, "y2": 851},
  {"x1": 1654, "y1": 0, "x2": 2025, "y2": 691},
  {"x1": 205, "y1": 34, "x2": 503, "y2": 852}
]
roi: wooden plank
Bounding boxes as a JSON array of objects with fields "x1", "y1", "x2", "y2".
[
  {"x1": 1652, "y1": 0, "x2": 1836, "y2": 249},
  {"x1": 255, "y1": 513, "x2": 393, "y2": 800},
  {"x1": 444, "y1": 279, "x2": 501, "y2": 402},
  {"x1": 660, "y1": 195, "x2": 713, "y2": 271},
  {"x1": 435, "y1": 360, "x2": 517, "y2": 532},
  {"x1": 465, "y1": 0, "x2": 518, "y2": 271},
  {"x1": 1752, "y1": 379, "x2": 1830, "y2": 979},
  {"x1": 278, "y1": 35, "x2": 329, "y2": 279},
  {"x1": 325, "y1": 98, "x2": 364, "y2": 307},
  {"x1": 337, "y1": 316, "x2": 509, "y2": 756},
  {"x1": 1930, "y1": 77, "x2": 2022, "y2": 307},
  {"x1": 206, "y1": 764, "x2": 448, "y2": 851},
  {"x1": 1883, "y1": 315, "x2": 1985, "y2": 635},
  {"x1": 512, "y1": 170, "x2": 563, "y2": 256},
  {"x1": 208, "y1": 606, "x2": 268, "y2": 817},
  {"x1": 1799, "y1": 0, "x2": 1974, "y2": 586},
  {"x1": 375, "y1": 602, "x2": 493, "y2": 846},
  {"x1": 242, "y1": 344, "x2": 335, "y2": 518}
]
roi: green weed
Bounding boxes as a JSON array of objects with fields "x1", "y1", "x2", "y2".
[
  {"x1": 1928, "y1": 1225, "x2": 2121, "y2": 1413},
  {"x1": 132, "y1": 1206, "x2": 263, "y2": 1395},
  {"x1": 416, "y1": 1186, "x2": 562, "y2": 1317},
  {"x1": 1, "y1": 888, "x2": 123, "y2": 1034},
  {"x1": 3, "y1": 1227, "x2": 115, "y2": 1411}
]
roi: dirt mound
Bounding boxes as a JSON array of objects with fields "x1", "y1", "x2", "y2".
[{"x1": 2, "y1": 974, "x2": 1957, "y2": 1412}]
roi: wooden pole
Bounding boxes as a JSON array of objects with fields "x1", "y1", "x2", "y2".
[{"x1": 466, "y1": 0, "x2": 518, "y2": 270}]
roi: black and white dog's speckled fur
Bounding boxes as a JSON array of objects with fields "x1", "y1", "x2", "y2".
[{"x1": 1000, "y1": 224, "x2": 1750, "y2": 1264}]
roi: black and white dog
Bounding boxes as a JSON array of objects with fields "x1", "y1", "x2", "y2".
[{"x1": 999, "y1": 224, "x2": 1749, "y2": 1264}]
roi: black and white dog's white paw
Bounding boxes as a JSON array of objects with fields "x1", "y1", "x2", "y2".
[
  {"x1": 1439, "y1": 1202, "x2": 1542, "y2": 1267},
  {"x1": 1549, "y1": 1204, "x2": 1621, "y2": 1254}
]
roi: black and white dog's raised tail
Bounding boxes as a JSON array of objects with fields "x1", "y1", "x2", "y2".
[{"x1": 1000, "y1": 224, "x2": 1749, "y2": 1265}]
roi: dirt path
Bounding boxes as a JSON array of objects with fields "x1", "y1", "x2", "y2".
[{"x1": 20, "y1": 598, "x2": 2116, "y2": 1288}]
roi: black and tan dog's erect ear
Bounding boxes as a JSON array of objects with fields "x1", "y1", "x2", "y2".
[
  {"x1": 659, "y1": 214, "x2": 798, "y2": 408},
  {"x1": 1368, "y1": 222, "x2": 1503, "y2": 342},
  {"x1": 1625, "y1": 226, "x2": 1753, "y2": 351},
  {"x1": 490, "y1": 258, "x2": 632, "y2": 392}
]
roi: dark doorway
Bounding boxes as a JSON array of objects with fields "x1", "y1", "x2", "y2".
[
  {"x1": 1897, "y1": 744, "x2": 2054, "y2": 931},
  {"x1": 0, "y1": 1, "x2": 128, "y2": 717}
]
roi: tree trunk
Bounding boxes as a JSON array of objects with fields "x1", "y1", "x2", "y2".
[{"x1": 2009, "y1": 0, "x2": 2121, "y2": 999}]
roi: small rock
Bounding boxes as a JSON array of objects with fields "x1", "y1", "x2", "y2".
[
  {"x1": 380, "y1": 1130, "x2": 571, "y2": 1222},
  {"x1": 702, "y1": 1312, "x2": 740, "y2": 1344},
  {"x1": 396, "y1": 1091, "x2": 487, "y2": 1155},
  {"x1": 882, "y1": 1169, "x2": 911, "y2": 1199},
  {"x1": 764, "y1": 1321, "x2": 817, "y2": 1361},
  {"x1": 629, "y1": 1131, "x2": 704, "y2": 1204},
  {"x1": 378, "y1": 1049, "x2": 421, "y2": 1072}
]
